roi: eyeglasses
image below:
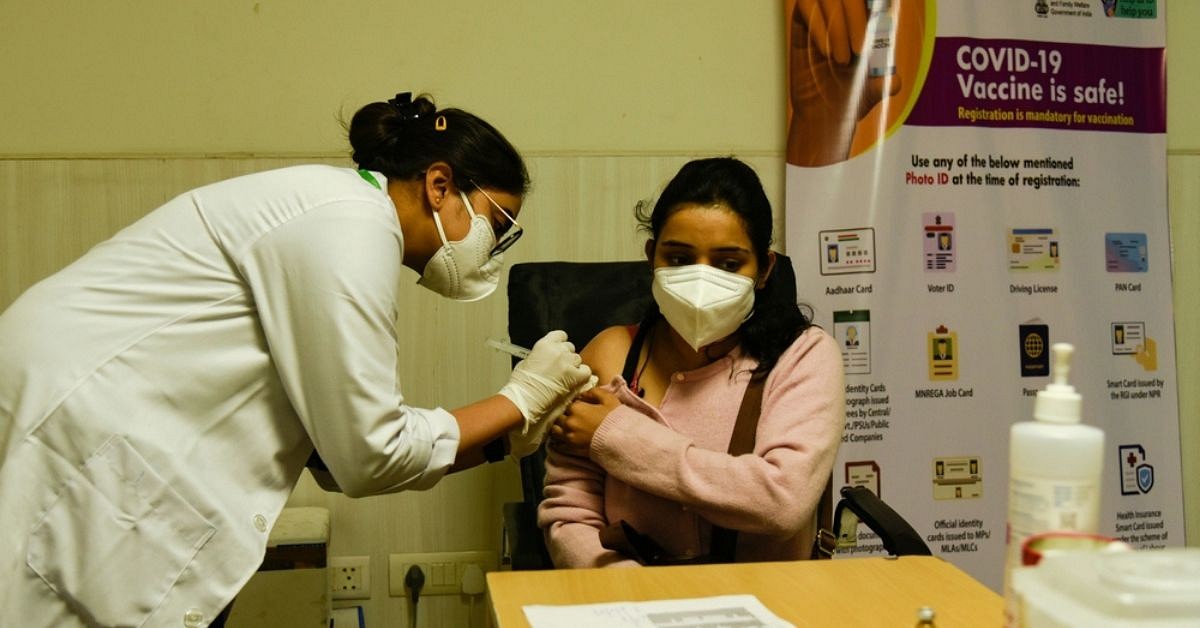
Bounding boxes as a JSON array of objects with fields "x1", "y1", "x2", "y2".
[{"x1": 472, "y1": 185, "x2": 524, "y2": 257}]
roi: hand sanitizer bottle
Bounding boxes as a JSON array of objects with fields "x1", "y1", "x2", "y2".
[
  {"x1": 1003, "y1": 343, "x2": 1104, "y2": 626},
  {"x1": 868, "y1": 0, "x2": 896, "y2": 77}
]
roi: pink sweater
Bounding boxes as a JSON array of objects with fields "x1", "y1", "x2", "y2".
[{"x1": 538, "y1": 327, "x2": 845, "y2": 568}]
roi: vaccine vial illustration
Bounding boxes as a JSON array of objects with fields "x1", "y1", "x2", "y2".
[{"x1": 868, "y1": 0, "x2": 896, "y2": 77}]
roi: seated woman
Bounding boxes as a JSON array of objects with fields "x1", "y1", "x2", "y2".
[{"x1": 539, "y1": 157, "x2": 845, "y2": 567}]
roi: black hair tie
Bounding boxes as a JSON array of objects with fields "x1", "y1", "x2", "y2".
[{"x1": 387, "y1": 92, "x2": 423, "y2": 121}]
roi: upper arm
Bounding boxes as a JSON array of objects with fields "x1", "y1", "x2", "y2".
[{"x1": 580, "y1": 326, "x2": 635, "y2": 384}]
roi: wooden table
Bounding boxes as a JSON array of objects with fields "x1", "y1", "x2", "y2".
[{"x1": 487, "y1": 556, "x2": 1002, "y2": 627}]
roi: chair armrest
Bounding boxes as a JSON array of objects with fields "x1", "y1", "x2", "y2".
[{"x1": 833, "y1": 485, "x2": 932, "y2": 556}]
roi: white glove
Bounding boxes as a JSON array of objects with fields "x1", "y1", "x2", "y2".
[
  {"x1": 498, "y1": 329, "x2": 593, "y2": 427},
  {"x1": 507, "y1": 374, "x2": 598, "y2": 458}
]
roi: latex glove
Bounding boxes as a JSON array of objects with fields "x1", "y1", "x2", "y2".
[
  {"x1": 498, "y1": 329, "x2": 593, "y2": 427},
  {"x1": 508, "y1": 374, "x2": 598, "y2": 459}
]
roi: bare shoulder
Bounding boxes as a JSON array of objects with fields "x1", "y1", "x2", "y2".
[{"x1": 580, "y1": 325, "x2": 636, "y2": 383}]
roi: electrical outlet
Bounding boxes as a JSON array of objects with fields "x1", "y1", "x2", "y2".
[
  {"x1": 330, "y1": 555, "x2": 371, "y2": 600},
  {"x1": 388, "y1": 550, "x2": 498, "y2": 597}
]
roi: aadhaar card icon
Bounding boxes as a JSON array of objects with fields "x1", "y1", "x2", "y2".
[
  {"x1": 927, "y1": 325, "x2": 958, "y2": 381},
  {"x1": 819, "y1": 227, "x2": 876, "y2": 275},
  {"x1": 1008, "y1": 227, "x2": 1060, "y2": 271},
  {"x1": 923, "y1": 212, "x2": 955, "y2": 272},
  {"x1": 834, "y1": 310, "x2": 871, "y2": 375}
]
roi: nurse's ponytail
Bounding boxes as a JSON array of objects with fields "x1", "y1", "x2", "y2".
[{"x1": 347, "y1": 92, "x2": 529, "y2": 196}]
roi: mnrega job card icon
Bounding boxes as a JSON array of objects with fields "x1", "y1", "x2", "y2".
[
  {"x1": 1105, "y1": 232, "x2": 1148, "y2": 272},
  {"x1": 923, "y1": 212, "x2": 955, "y2": 272},
  {"x1": 1008, "y1": 228, "x2": 1060, "y2": 271},
  {"x1": 820, "y1": 227, "x2": 876, "y2": 275},
  {"x1": 927, "y1": 324, "x2": 958, "y2": 381}
]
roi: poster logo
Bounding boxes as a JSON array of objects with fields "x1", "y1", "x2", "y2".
[
  {"x1": 1035, "y1": 0, "x2": 1049, "y2": 17},
  {"x1": 1119, "y1": 444, "x2": 1155, "y2": 495}
]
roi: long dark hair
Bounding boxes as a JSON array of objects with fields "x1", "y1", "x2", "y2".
[
  {"x1": 347, "y1": 92, "x2": 529, "y2": 196},
  {"x1": 637, "y1": 157, "x2": 812, "y2": 378}
]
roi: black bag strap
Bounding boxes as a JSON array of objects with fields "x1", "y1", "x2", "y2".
[{"x1": 708, "y1": 374, "x2": 765, "y2": 563}]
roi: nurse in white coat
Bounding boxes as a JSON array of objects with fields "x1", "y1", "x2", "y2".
[{"x1": 0, "y1": 92, "x2": 591, "y2": 627}]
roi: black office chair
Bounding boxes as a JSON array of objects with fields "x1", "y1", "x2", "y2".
[{"x1": 499, "y1": 257, "x2": 929, "y2": 569}]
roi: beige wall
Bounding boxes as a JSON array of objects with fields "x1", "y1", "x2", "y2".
[{"x1": 1, "y1": 2, "x2": 1196, "y2": 626}]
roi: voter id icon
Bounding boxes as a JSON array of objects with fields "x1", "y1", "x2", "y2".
[
  {"x1": 819, "y1": 227, "x2": 876, "y2": 275},
  {"x1": 923, "y1": 212, "x2": 955, "y2": 272},
  {"x1": 928, "y1": 325, "x2": 958, "y2": 381},
  {"x1": 834, "y1": 310, "x2": 871, "y2": 375}
]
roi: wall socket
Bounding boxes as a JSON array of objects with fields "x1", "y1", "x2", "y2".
[
  {"x1": 330, "y1": 555, "x2": 371, "y2": 600},
  {"x1": 388, "y1": 550, "x2": 498, "y2": 597}
]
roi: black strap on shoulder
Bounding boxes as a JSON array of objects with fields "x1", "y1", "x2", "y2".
[
  {"x1": 708, "y1": 374, "x2": 766, "y2": 563},
  {"x1": 621, "y1": 322, "x2": 653, "y2": 393}
]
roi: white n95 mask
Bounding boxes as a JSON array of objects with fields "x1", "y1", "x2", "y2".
[
  {"x1": 418, "y1": 190, "x2": 504, "y2": 301},
  {"x1": 651, "y1": 264, "x2": 756, "y2": 352}
]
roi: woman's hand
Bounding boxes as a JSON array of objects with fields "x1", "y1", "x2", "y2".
[{"x1": 549, "y1": 387, "x2": 621, "y2": 458}]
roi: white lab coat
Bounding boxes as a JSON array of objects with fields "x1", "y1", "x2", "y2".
[{"x1": 0, "y1": 165, "x2": 460, "y2": 627}]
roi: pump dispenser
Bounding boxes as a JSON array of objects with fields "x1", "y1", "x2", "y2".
[{"x1": 1004, "y1": 343, "x2": 1104, "y2": 626}]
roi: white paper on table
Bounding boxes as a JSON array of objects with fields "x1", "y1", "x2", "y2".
[{"x1": 521, "y1": 594, "x2": 794, "y2": 628}]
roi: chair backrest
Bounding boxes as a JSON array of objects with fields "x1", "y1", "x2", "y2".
[{"x1": 507, "y1": 260, "x2": 653, "y2": 508}]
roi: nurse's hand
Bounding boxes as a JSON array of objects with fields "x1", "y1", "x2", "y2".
[
  {"x1": 507, "y1": 374, "x2": 597, "y2": 459},
  {"x1": 499, "y1": 330, "x2": 593, "y2": 425},
  {"x1": 549, "y1": 388, "x2": 620, "y2": 458}
]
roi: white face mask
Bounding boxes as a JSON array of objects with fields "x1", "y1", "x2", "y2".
[
  {"x1": 417, "y1": 191, "x2": 504, "y2": 302},
  {"x1": 651, "y1": 264, "x2": 756, "y2": 352}
]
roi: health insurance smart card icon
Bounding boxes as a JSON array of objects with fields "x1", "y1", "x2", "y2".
[
  {"x1": 1008, "y1": 227, "x2": 1060, "y2": 271},
  {"x1": 923, "y1": 212, "x2": 955, "y2": 272},
  {"x1": 834, "y1": 310, "x2": 871, "y2": 375},
  {"x1": 819, "y1": 227, "x2": 876, "y2": 275},
  {"x1": 1118, "y1": 444, "x2": 1154, "y2": 495},
  {"x1": 1105, "y1": 232, "x2": 1148, "y2": 272}
]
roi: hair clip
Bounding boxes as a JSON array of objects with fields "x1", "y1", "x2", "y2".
[{"x1": 434, "y1": 115, "x2": 447, "y2": 131}]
